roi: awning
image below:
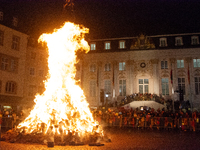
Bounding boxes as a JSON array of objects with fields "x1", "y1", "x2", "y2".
[{"x1": 123, "y1": 101, "x2": 166, "y2": 110}]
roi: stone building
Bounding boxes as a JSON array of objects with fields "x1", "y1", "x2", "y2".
[
  {"x1": 0, "y1": 19, "x2": 28, "y2": 112},
  {"x1": 0, "y1": 10, "x2": 47, "y2": 113},
  {"x1": 80, "y1": 33, "x2": 200, "y2": 110}
]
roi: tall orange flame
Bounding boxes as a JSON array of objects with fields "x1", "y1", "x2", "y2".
[{"x1": 17, "y1": 22, "x2": 101, "y2": 135}]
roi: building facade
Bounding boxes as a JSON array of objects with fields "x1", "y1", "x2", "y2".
[
  {"x1": 0, "y1": 10, "x2": 47, "y2": 113},
  {"x1": 0, "y1": 23, "x2": 28, "y2": 111},
  {"x1": 81, "y1": 33, "x2": 200, "y2": 110}
]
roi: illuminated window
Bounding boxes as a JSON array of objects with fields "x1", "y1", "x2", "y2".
[
  {"x1": 5, "y1": 81, "x2": 17, "y2": 94},
  {"x1": 104, "y1": 80, "x2": 111, "y2": 94},
  {"x1": 0, "y1": 11, "x2": 3, "y2": 21},
  {"x1": 12, "y1": 35, "x2": 20, "y2": 50},
  {"x1": 0, "y1": 30, "x2": 3, "y2": 45},
  {"x1": 161, "y1": 78, "x2": 169, "y2": 95},
  {"x1": 13, "y1": 17, "x2": 18, "y2": 27},
  {"x1": 30, "y1": 67, "x2": 35, "y2": 75},
  {"x1": 175, "y1": 37, "x2": 183, "y2": 46},
  {"x1": 195, "y1": 77, "x2": 200, "y2": 95},
  {"x1": 177, "y1": 59, "x2": 184, "y2": 68},
  {"x1": 105, "y1": 42, "x2": 111, "y2": 50},
  {"x1": 139, "y1": 79, "x2": 149, "y2": 94},
  {"x1": 191, "y1": 36, "x2": 199, "y2": 45},
  {"x1": 119, "y1": 40, "x2": 125, "y2": 49},
  {"x1": 119, "y1": 62, "x2": 125, "y2": 71},
  {"x1": 159, "y1": 38, "x2": 167, "y2": 47},
  {"x1": 193, "y1": 59, "x2": 200, "y2": 68},
  {"x1": 119, "y1": 80, "x2": 126, "y2": 96},
  {"x1": 90, "y1": 80, "x2": 96, "y2": 97},
  {"x1": 89, "y1": 64, "x2": 96, "y2": 72},
  {"x1": 104, "y1": 63, "x2": 111, "y2": 71},
  {"x1": 90, "y1": 43, "x2": 96, "y2": 50},
  {"x1": 161, "y1": 61, "x2": 168, "y2": 69}
]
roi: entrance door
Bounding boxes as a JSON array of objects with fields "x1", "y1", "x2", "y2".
[{"x1": 139, "y1": 79, "x2": 149, "y2": 93}]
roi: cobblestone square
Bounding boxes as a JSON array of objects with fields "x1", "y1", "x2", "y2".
[{"x1": 1, "y1": 127, "x2": 200, "y2": 150}]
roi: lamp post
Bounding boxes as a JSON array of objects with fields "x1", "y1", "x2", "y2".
[{"x1": 105, "y1": 94, "x2": 108, "y2": 110}]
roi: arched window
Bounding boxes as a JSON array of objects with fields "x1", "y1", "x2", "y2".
[{"x1": 5, "y1": 81, "x2": 17, "y2": 94}]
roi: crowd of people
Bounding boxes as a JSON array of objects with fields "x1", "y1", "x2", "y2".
[
  {"x1": 92, "y1": 107, "x2": 200, "y2": 132},
  {"x1": 0, "y1": 109, "x2": 24, "y2": 129},
  {"x1": 120, "y1": 93, "x2": 166, "y2": 106}
]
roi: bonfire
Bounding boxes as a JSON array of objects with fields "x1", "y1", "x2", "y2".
[{"x1": 3, "y1": 22, "x2": 106, "y2": 146}]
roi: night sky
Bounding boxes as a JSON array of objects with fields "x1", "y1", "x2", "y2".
[{"x1": 1, "y1": 0, "x2": 200, "y2": 39}]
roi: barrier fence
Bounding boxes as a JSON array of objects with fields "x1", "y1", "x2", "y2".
[
  {"x1": 1, "y1": 116, "x2": 200, "y2": 132},
  {"x1": 96, "y1": 116, "x2": 200, "y2": 131}
]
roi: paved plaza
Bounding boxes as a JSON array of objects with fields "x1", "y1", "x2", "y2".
[{"x1": 1, "y1": 127, "x2": 200, "y2": 150}]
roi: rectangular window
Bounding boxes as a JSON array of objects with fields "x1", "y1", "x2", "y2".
[
  {"x1": 30, "y1": 67, "x2": 35, "y2": 75},
  {"x1": 0, "y1": 11, "x2": 3, "y2": 21},
  {"x1": 119, "y1": 41, "x2": 125, "y2": 49},
  {"x1": 10, "y1": 59, "x2": 17, "y2": 72},
  {"x1": 105, "y1": 42, "x2": 111, "y2": 50},
  {"x1": 12, "y1": 35, "x2": 20, "y2": 50},
  {"x1": 0, "y1": 30, "x2": 4, "y2": 45},
  {"x1": 104, "y1": 63, "x2": 111, "y2": 71},
  {"x1": 119, "y1": 80, "x2": 126, "y2": 96},
  {"x1": 104, "y1": 80, "x2": 111, "y2": 94},
  {"x1": 139, "y1": 79, "x2": 149, "y2": 93},
  {"x1": 90, "y1": 43, "x2": 96, "y2": 50},
  {"x1": 191, "y1": 36, "x2": 199, "y2": 45},
  {"x1": 90, "y1": 80, "x2": 96, "y2": 97},
  {"x1": 177, "y1": 60, "x2": 184, "y2": 68},
  {"x1": 159, "y1": 38, "x2": 167, "y2": 47},
  {"x1": 161, "y1": 61, "x2": 168, "y2": 69},
  {"x1": 195, "y1": 77, "x2": 200, "y2": 95},
  {"x1": 89, "y1": 64, "x2": 96, "y2": 72},
  {"x1": 161, "y1": 78, "x2": 169, "y2": 95},
  {"x1": 5, "y1": 81, "x2": 17, "y2": 94},
  {"x1": 1, "y1": 57, "x2": 8, "y2": 70},
  {"x1": 178, "y1": 78, "x2": 185, "y2": 95},
  {"x1": 175, "y1": 37, "x2": 183, "y2": 46},
  {"x1": 119, "y1": 62, "x2": 125, "y2": 71},
  {"x1": 193, "y1": 59, "x2": 200, "y2": 68}
]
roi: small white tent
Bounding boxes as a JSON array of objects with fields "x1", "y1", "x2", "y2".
[{"x1": 123, "y1": 101, "x2": 166, "y2": 110}]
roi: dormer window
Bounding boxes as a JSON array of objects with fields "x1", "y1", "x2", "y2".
[
  {"x1": 0, "y1": 11, "x2": 3, "y2": 21},
  {"x1": 90, "y1": 43, "x2": 96, "y2": 50},
  {"x1": 119, "y1": 40, "x2": 125, "y2": 49},
  {"x1": 159, "y1": 38, "x2": 167, "y2": 47},
  {"x1": 105, "y1": 41, "x2": 111, "y2": 50},
  {"x1": 175, "y1": 37, "x2": 183, "y2": 46},
  {"x1": 191, "y1": 36, "x2": 199, "y2": 45},
  {"x1": 13, "y1": 17, "x2": 18, "y2": 27}
]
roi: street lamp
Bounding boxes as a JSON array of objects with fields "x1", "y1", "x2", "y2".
[{"x1": 105, "y1": 94, "x2": 109, "y2": 109}]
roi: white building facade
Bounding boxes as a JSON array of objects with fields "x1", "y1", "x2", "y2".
[{"x1": 80, "y1": 33, "x2": 200, "y2": 110}]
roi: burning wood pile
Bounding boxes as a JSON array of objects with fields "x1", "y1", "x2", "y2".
[
  {"x1": 2, "y1": 124, "x2": 109, "y2": 146},
  {"x1": 1, "y1": 22, "x2": 110, "y2": 147}
]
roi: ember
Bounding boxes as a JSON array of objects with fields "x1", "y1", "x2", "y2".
[{"x1": 3, "y1": 22, "x2": 105, "y2": 146}]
